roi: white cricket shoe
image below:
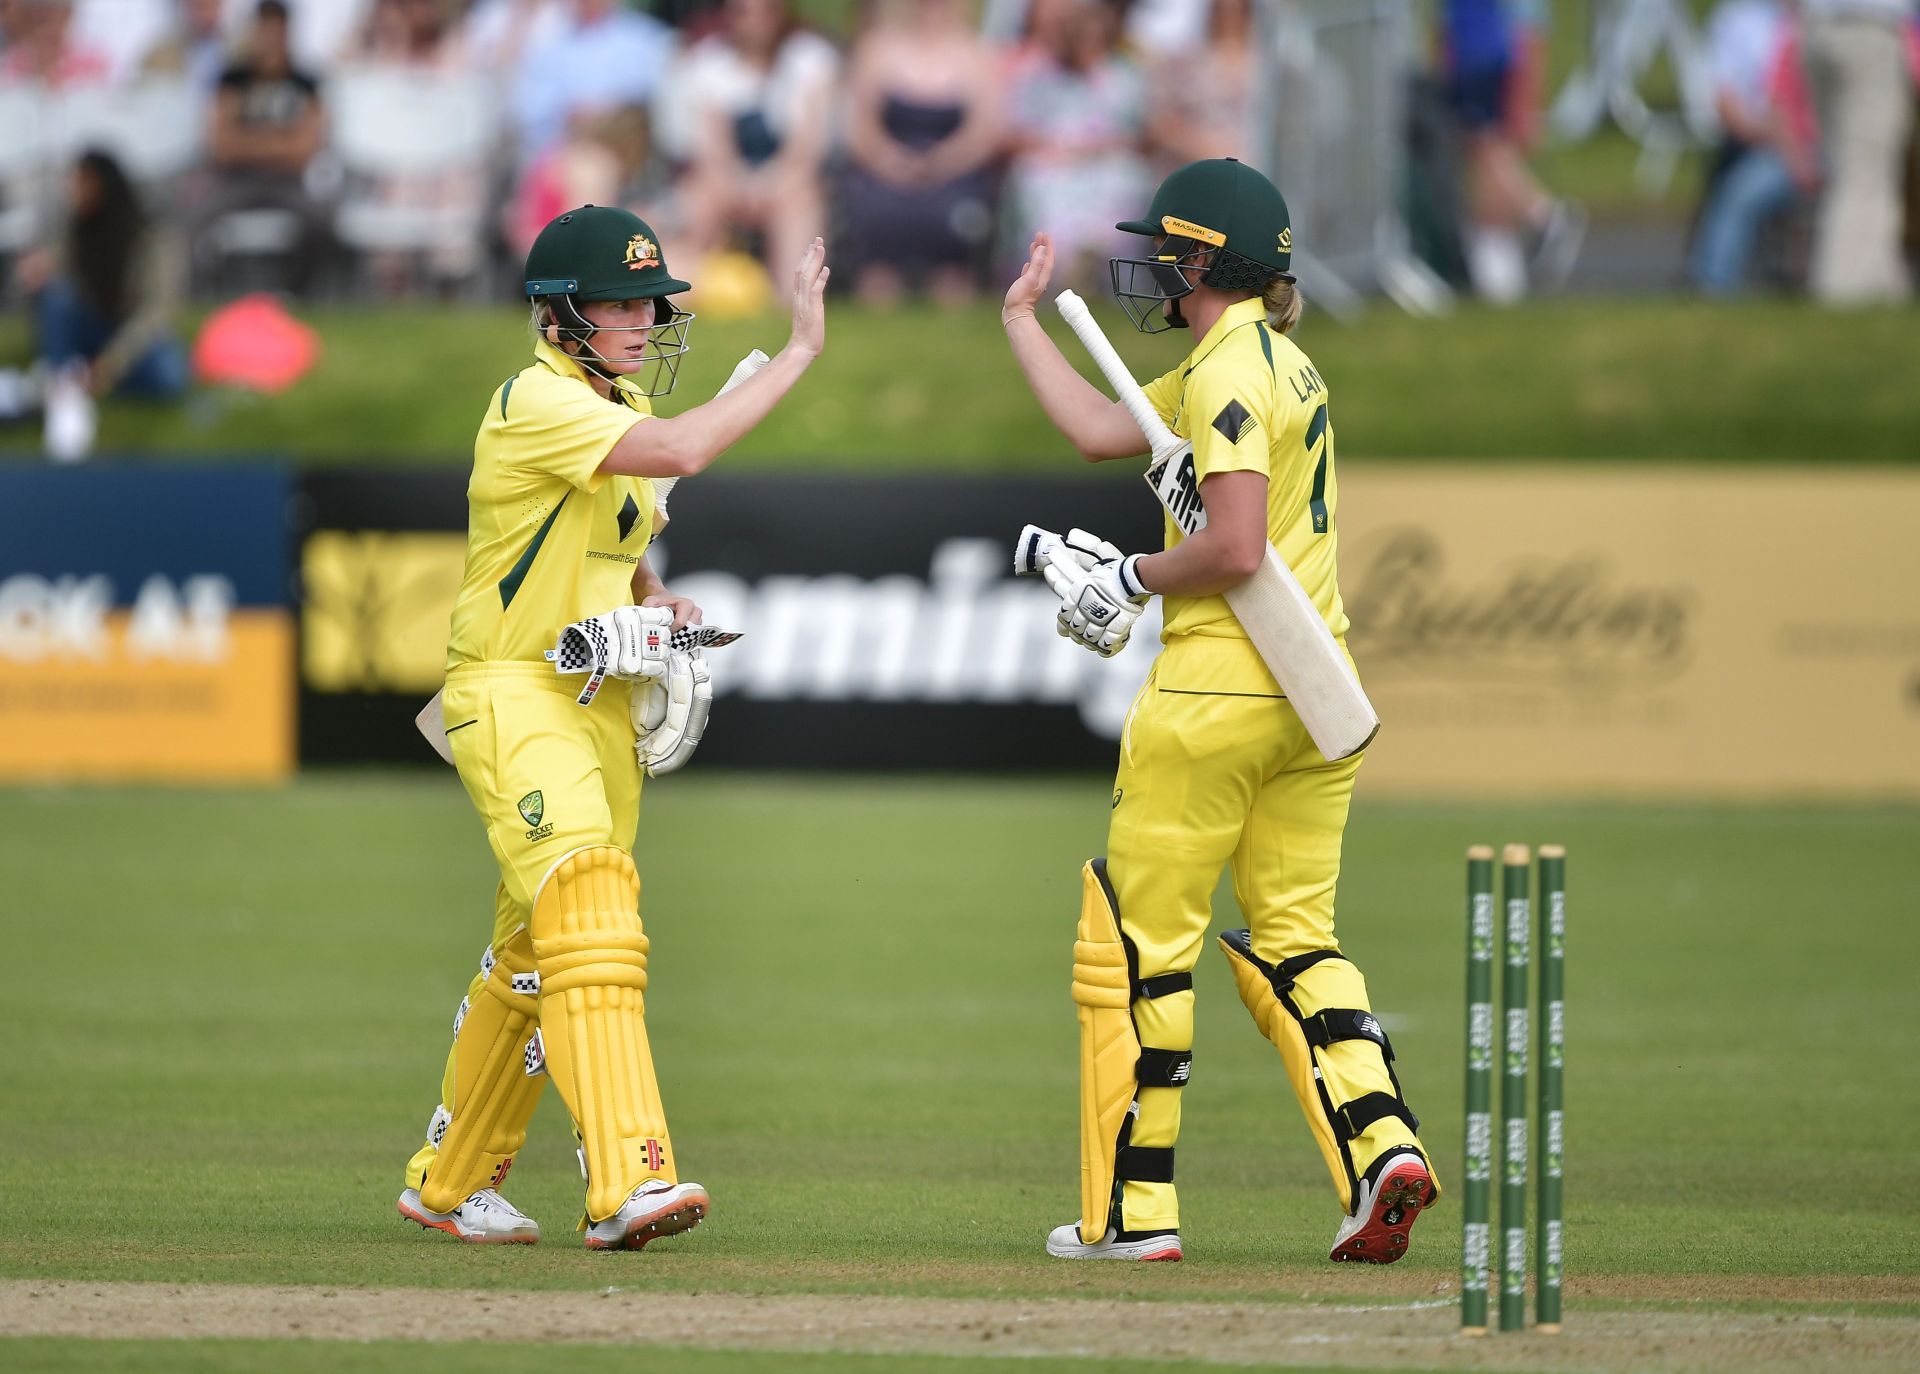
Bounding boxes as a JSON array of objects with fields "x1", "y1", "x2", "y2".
[
  {"x1": 1329, "y1": 1148, "x2": 1436, "y2": 1264},
  {"x1": 397, "y1": 1187, "x2": 540, "y2": 1244},
  {"x1": 1046, "y1": 1221, "x2": 1183, "y2": 1261},
  {"x1": 583, "y1": 1179, "x2": 710, "y2": 1251}
]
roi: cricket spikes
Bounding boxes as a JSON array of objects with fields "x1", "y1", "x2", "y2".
[
  {"x1": 583, "y1": 1180, "x2": 710, "y2": 1251},
  {"x1": 1330, "y1": 1147, "x2": 1435, "y2": 1264}
]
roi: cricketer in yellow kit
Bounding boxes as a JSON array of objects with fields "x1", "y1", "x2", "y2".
[
  {"x1": 395, "y1": 205, "x2": 832, "y2": 1249},
  {"x1": 1004, "y1": 159, "x2": 1438, "y2": 1264}
]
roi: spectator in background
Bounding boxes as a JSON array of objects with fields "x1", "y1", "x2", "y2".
[
  {"x1": 457, "y1": 0, "x2": 564, "y2": 74},
  {"x1": 841, "y1": 0, "x2": 1000, "y2": 304},
  {"x1": 348, "y1": 0, "x2": 488, "y2": 292},
  {"x1": 508, "y1": 107, "x2": 652, "y2": 258},
  {"x1": 142, "y1": 0, "x2": 231, "y2": 93},
  {"x1": 1145, "y1": 0, "x2": 1254, "y2": 167},
  {"x1": 676, "y1": 0, "x2": 836, "y2": 284},
  {"x1": 1002, "y1": 0, "x2": 1147, "y2": 290},
  {"x1": 0, "y1": 0, "x2": 112, "y2": 86},
  {"x1": 12, "y1": 149, "x2": 187, "y2": 457},
  {"x1": 276, "y1": 0, "x2": 371, "y2": 72},
  {"x1": 192, "y1": 0, "x2": 329, "y2": 294},
  {"x1": 1440, "y1": 0, "x2": 1582, "y2": 302},
  {"x1": 1689, "y1": 0, "x2": 1818, "y2": 295},
  {"x1": 1801, "y1": 0, "x2": 1915, "y2": 302},
  {"x1": 1124, "y1": 0, "x2": 1210, "y2": 56},
  {"x1": 510, "y1": 0, "x2": 670, "y2": 166},
  {"x1": 72, "y1": 0, "x2": 172, "y2": 83},
  {"x1": 353, "y1": 0, "x2": 461, "y2": 67}
]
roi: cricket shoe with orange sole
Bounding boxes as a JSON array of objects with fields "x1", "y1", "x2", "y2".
[
  {"x1": 1329, "y1": 1147, "x2": 1436, "y2": 1264},
  {"x1": 583, "y1": 1180, "x2": 711, "y2": 1251},
  {"x1": 397, "y1": 1187, "x2": 540, "y2": 1244},
  {"x1": 1045, "y1": 1222, "x2": 1183, "y2": 1261}
]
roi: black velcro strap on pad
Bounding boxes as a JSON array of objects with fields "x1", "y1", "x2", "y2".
[
  {"x1": 1136, "y1": 971, "x2": 1193, "y2": 1000},
  {"x1": 1271, "y1": 949, "x2": 1348, "y2": 991},
  {"x1": 1135, "y1": 1048, "x2": 1193, "y2": 1087},
  {"x1": 1303, "y1": 1008, "x2": 1393, "y2": 1059},
  {"x1": 1114, "y1": 1145, "x2": 1175, "y2": 1183},
  {"x1": 1219, "y1": 931, "x2": 1350, "y2": 999},
  {"x1": 1333, "y1": 1092, "x2": 1420, "y2": 1142}
]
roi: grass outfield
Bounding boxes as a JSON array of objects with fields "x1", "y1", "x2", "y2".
[
  {"x1": 3, "y1": 299, "x2": 1918, "y2": 466},
  {"x1": 4, "y1": 776, "x2": 1918, "y2": 1369}
]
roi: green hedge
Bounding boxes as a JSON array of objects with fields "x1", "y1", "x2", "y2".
[{"x1": 2, "y1": 298, "x2": 1914, "y2": 467}]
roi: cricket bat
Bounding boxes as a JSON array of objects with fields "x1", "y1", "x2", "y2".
[
  {"x1": 414, "y1": 349, "x2": 774, "y2": 765},
  {"x1": 1054, "y1": 290, "x2": 1380, "y2": 761}
]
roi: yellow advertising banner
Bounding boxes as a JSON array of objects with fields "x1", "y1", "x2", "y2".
[
  {"x1": 1337, "y1": 467, "x2": 1920, "y2": 798},
  {"x1": 0, "y1": 468, "x2": 294, "y2": 784},
  {"x1": 0, "y1": 613, "x2": 293, "y2": 781},
  {"x1": 293, "y1": 467, "x2": 1920, "y2": 795}
]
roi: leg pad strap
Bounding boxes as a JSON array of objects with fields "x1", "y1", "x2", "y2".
[
  {"x1": 1302, "y1": 1007, "x2": 1394, "y2": 1058},
  {"x1": 1136, "y1": 971, "x2": 1193, "y2": 999},
  {"x1": 1115, "y1": 1145, "x2": 1175, "y2": 1183},
  {"x1": 1136, "y1": 1047, "x2": 1192, "y2": 1087},
  {"x1": 1334, "y1": 1091, "x2": 1420, "y2": 1142}
]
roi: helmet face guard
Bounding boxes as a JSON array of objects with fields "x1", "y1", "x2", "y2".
[
  {"x1": 544, "y1": 293, "x2": 695, "y2": 398},
  {"x1": 1110, "y1": 237, "x2": 1296, "y2": 335},
  {"x1": 1110, "y1": 237, "x2": 1212, "y2": 334}
]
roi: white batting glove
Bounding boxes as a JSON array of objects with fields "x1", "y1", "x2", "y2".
[
  {"x1": 547, "y1": 605, "x2": 674, "y2": 706},
  {"x1": 631, "y1": 650, "x2": 713, "y2": 777},
  {"x1": 1041, "y1": 528, "x2": 1150, "y2": 658},
  {"x1": 1018, "y1": 524, "x2": 1133, "y2": 578}
]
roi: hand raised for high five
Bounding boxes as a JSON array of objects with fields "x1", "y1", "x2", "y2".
[
  {"x1": 787, "y1": 237, "x2": 829, "y2": 360},
  {"x1": 1003, "y1": 231, "x2": 1055, "y2": 327}
]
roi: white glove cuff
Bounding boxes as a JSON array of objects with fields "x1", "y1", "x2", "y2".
[{"x1": 1118, "y1": 553, "x2": 1151, "y2": 602}]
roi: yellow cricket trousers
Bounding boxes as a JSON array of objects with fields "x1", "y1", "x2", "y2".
[
  {"x1": 404, "y1": 662, "x2": 645, "y2": 1196},
  {"x1": 1104, "y1": 634, "x2": 1421, "y2": 1230}
]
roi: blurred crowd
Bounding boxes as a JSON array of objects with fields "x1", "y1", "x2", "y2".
[
  {"x1": 1687, "y1": 0, "x2": 1918, "y2": 302},
  {"x1": 0, "y1": 0, "x2": 1281, "y2": 317},
  {"x1": 1, "y1": 0, "x2": 1916, "y2": 438},
  {"x1": 1433, "y1": 0, "x2": 1919, "y2": 304}
]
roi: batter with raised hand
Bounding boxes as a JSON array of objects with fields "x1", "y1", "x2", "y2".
[
  {"x1": 396, "y1": 208, "x2": 828, "y2": 1248},
  {"x1": 1004, "y1": 160, "x2": 1437, "y2": 1265}
]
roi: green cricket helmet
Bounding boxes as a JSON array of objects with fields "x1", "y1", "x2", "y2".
[
  {"x1": 1112, "y1": 158, "x2": 1295, "y2": 334},
  {"x1": 524, "y1": 205, "x2": 695, "y2": 396}
]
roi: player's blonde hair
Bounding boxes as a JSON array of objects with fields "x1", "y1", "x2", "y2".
[
  {"x1": 1263, "y1": 276, "x2": 1304, "y2": 335},
  {"x1": 528, "y1": 299, "x2": 558, "y2": 345}
]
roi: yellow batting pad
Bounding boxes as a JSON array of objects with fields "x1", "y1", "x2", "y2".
[
  {"x1": 418, "y1": 928, "x2": 547, "y2": 1213},
  {"x1": 1220, "y1": 931, "x2": 1431, "y2": 1212},
  {"x1": 1073, "y1": 859, "x2": 1140, "y2": 1244},
  {"x1": 530, "y1": 845, "x2": 675, "y2": 1222},
  {"x1": 1221, "y1": 933, "x2": 1353, "y2": 1212}
]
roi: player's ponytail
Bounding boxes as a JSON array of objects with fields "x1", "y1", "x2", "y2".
[{"x1": 1263, "y1": 276, "x2": 1304, "y2": 335}]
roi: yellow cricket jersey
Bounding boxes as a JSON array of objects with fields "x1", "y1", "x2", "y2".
[
  {"x1": 1140, "y1": 296, "x2": 1349, "y2": 651},
  {"x1": 446, "y1": 338, "x2": 657, "y2": 670}
]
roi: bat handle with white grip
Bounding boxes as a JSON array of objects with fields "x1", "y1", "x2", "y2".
[
  {"x1": 1054, "y1": 290, "x2": 1182, "y2": 461},
  {"x1": 653, "y1": 348, "x2": 773, "y2": 518},
  {"x1": 719, "y1": 348, "x2": 774, "y2": 397}
]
